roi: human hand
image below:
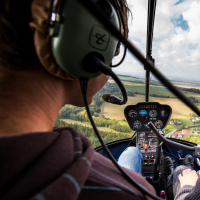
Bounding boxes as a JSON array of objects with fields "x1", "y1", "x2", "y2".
[{"x1": 179, "y1": 169, "x2": 199, "y2": 188}]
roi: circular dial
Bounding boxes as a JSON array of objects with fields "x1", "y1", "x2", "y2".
[
  {"x1": 139, "y1": 132, "x2": 145, "y2": 137},
  {"x1": 160, "y1": 108, "x2": 168, "y2": 117},
  {"x1": 128, "y1": 109, "x2": 137, "y2": 118},
  {"x1": 154, "y1": 120, "x2": 163, "y2": 129},
  {"x1": 149, "y1": 109, "x2": 157, "y2": 118},
  {"x1": 133, "y1": 120, "x2": 142, "y2": 129}
]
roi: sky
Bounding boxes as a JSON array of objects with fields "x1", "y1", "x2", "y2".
[{"x1": 112, "y1": 0, "x2": 200, "y2": 81}]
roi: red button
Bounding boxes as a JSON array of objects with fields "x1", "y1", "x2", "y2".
[{"x1": 145, "y1": 144, "x2": 148, "y2": 150}]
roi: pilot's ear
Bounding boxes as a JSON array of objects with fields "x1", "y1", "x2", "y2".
[{"x1": 29, "y1": 0, "x2": 76, "y2": 80}]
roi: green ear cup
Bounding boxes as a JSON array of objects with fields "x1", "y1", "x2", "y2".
[{"x1": 50, "y1": 0, "x2": 120, "y2": 79}]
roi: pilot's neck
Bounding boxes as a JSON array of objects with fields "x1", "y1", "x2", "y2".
[{"x1": 0, "y1": 66, "x2": 65, "y2": 136}]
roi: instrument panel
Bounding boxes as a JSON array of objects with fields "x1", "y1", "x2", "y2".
[
  {"x1": 136, "y1": 131, "x2": 158, "y2": 166},
  {"x1": 124, "y1": 102, "x2": 172, "y2": 131}
]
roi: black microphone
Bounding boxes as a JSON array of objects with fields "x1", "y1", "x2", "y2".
[{"x1": 102, "y1": 93, "x2": 123, "y2": 105}]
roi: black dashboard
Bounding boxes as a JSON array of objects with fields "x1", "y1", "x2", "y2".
[
  {"x1": 124, "y1": 102, "x2": 172, "y2": 174},
  {"x1": 124, "y1": 102, "x2": 172, "y2": 131}
]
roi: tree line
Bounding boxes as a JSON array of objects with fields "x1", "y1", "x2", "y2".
[
  {"x1": 55, "y1": 119, "x2": 131, "y2": 147},
  {"x1": 177, "y1": 87, "x2": 200, "y2": 94},
  {"x1": 93, "y1": 115, "x2": 131, "y2": 133},
  {"x1": 59, "y1": 81, "x2": 123, "y2": 118},
  {"x1": 58, "y1": 109, "x2": 131, "y2": 133},
  {"x1": 188, "y1": 96, "x2": 199, "y2": 104},
  {"x1": 58, "y1": 81, "x2": 172, "y2": 134},
  {"x1": 58, "y1": 82, "x2": 131, "y2": 133},
  {"x1": 127, "y1": 91, "x2": 170, "y2": 98}
]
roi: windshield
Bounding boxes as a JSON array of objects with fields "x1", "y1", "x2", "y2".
[{"x1": 56, "y1": 0, "x2": 200, "y2": 147}]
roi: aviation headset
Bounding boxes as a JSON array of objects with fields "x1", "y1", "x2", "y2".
[{"x1": 48, "y1": 0, "x2": 125, "y2": 79}]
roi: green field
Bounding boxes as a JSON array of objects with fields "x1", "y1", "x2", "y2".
[
  {"x1": 164, "y1": 124, "x2": 176, "y2": 134},
  {"x1": 61, "y1": 119, "x2": 127, "y2": 134},
  {"x1": 185, "y1": 92, "x2": 200, "y2": 100},
  {"x1": 123, "y1": 82, "x2": 175, "y2": 97},
  {"x1": 118, "y1": 120, "x2": 129, "y2": 126},
  {"x1": 124, "y1": 83, "x2": 145, "y2": 86},
  {"x1": 101, "y1": 95, "x2": 194, "y2": 120},
  {"x1": 117, "y1": 75, "x2": 145, "y2": 83},
  {"x1": 178, "y1": 119, "x2": 193, "y2": 127},
  {"x1": 113, "y1": 81, "x2": 200, "y2": 101}
]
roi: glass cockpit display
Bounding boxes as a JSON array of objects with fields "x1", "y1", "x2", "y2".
[
  {"x1": 124, "y1": 102, "x2": 172, "y2": 131},
  {"x1": 139, "y1": 110, "x2": 147, "y2": 117}
]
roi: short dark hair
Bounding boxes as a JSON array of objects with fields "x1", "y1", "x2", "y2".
[{"x1": 0, "y1": 0, "x2": 131, "y2": 70}]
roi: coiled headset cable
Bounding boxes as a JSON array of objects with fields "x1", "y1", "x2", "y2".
[
  {"x1": 80, "y1": 78, "x2": 162, "y2": 200},
  {"x1": 80, "y1": 55, "x2": 162, "y2": 199}
]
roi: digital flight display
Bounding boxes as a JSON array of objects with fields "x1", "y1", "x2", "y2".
[{"x1": 139, "y1": 110, "x2": 147, "y2": 117}]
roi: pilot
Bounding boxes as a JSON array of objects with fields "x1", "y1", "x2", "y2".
[{"x1": 0, "y1": 0, "x2": 157, "y2": 199}]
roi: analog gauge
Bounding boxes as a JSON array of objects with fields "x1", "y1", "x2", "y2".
[
  {"x1": 144, "y1": 120, "x2": 150, "y2": 129},
  {"x1": 128, "y1": 109, "x2": 137, "y2": 118},
  {"x1": 139, "y1": 132, "x2": 145, "y2": 137},
  {"x1": 154, "y1": 120, "x2": 163, "y2": 129},
  {"x1": 149, "y1": 109, "x2": 157, "y2": 118},
  {"x1": 133, "y1": 120, "x2": 142, "y2": 129},
  {"x1": 138, "y1": 138, "x2": 145, "y2": 143},
  {"x1": 160, "y1": 108, "x2": 168, "y2": 117}
]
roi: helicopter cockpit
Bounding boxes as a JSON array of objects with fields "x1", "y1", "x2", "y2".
[
  {"x1": 55, "y1": 0, "x2": 200, "y2": 199},
  {"x1": 89, "y1": 0, "x2": 200, "y2": 198},
  {"x1": 1, "y1": 0, "x2": 200, "y2": 199}
]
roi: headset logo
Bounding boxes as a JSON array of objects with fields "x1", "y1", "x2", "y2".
[
  {"x1": 95, "y1": 34, "x2": 105, "y2": 45},
  {"x1": 89, "y1": 26, "x2": 110, "y2": 51}
]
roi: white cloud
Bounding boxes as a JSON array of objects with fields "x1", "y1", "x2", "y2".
[
  {"x1": 183, "y1": 1, "x2": 200, "y2": 41},
  {"x1": 113, "y1": 0, "x2": 200, "y2": 80}
]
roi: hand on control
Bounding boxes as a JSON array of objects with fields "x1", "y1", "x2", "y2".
[{"x1": 179, "y1": 169, "x2": 199, "y2": 188}]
